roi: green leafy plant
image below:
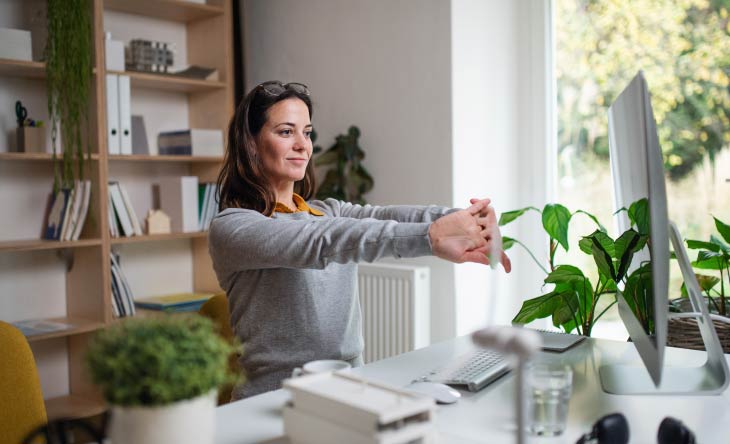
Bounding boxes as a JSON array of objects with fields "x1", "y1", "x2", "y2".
[
  {"x1": 503, "y1": 199, "x2": 652, "y2": 336},
  {"x1": 313, "y1": 126, "x2": 374, "y2": 204},
  {"x1": 85, "y1": 316, "x2": 238, "y2": 407},
  {"x1": 45, "y1": 0, "x2": 93, "y2": 192},
  {"x1": 680, "y1": 217, "x2": 730, "y2": 317}
]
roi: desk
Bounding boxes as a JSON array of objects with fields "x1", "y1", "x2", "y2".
[{"x1": 215, "y1": 335, "x2": 730, "y2": 443}]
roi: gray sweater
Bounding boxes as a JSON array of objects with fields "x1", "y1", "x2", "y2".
[{"x1": 208, "y1": 198, "x2": 453, "y2": 400}]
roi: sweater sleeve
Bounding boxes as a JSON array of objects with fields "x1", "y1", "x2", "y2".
[
  {"x1": 208, "y1": 208, "x2": 433, "y2": 274},
  {"x1": 311, "y1": 198, "x2": 458, "y2": 223}
]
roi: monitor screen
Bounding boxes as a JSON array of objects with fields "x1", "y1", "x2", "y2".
[{"x1": 607, "y1": 71, "x2": 669, "y2": 387}]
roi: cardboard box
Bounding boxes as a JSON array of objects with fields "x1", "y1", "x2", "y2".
[
  {"x1": 0, "y1": 28, "x2": 32, "y2": 61},
  {"x1": 16, "y1": 127, "x2": 46, "y2": 153}
]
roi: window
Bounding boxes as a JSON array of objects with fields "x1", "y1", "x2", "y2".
[{"x1": 554, "y1": 0, "x2": 730, "y2": 337}]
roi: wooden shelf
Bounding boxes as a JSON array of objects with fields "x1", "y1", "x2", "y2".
[
  {"x1": 0, "y1": 152, "x2": 100, "y2": 162},
  {"x1": 109, "y1": 154, "x2": 223, "y2": 162},
  {"x1": 45, "y1": 394, "x2": 107, "y2": 420},
  {"x1": 24, "y1": 317, "x2": 105, "y2": 343},
  {"x1": 0, "y1": 238, "x2": 102, "y2": 253},
  {"x1": 105, "y1": 0, "x2": 224, "y2": 23},
  {"x1": 0, "y1": 58, "x2": 45, "y2": 79},
  {"x1": 110, "y1": 232, "x2": 208, "y2": 244},
  {"x1": 107, "y1": 70, "x2": 226, "y2": 93}
]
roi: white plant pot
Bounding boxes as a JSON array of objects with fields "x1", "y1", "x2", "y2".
[{"x1": 109, "y1": 390, "x2": 217, "y2": 444}]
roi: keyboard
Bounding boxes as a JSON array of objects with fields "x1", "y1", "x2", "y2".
[{"x1": 420, "y1": 349, "x2": 511, "y2": 392}]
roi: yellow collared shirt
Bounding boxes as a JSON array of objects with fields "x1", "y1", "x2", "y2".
[{"x1": 274, "y1": 193, "x2": 325, "y2": 216}]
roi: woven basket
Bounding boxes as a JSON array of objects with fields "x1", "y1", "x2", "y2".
[{"x1": 667, "y1": 298, "x2": 730, "y2": 353}]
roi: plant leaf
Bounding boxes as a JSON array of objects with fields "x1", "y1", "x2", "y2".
[
  {"x1": 315, "y1": 148, "x2": 340, "y2": 165},
  {"x1": 502, "y1": 236, "x2": 515, "y2": 251},
  {"x1": 686, "y1": 239, "x2": 721, "y2": 252},
  {"x1": 715, "y1": 217, "x2": 730, "y2": 244},
  {"x1": 542, "y1": 204, "x2": 572, "y2": 251},
  {"x1": 572, "y1": 209, "x2": 607, "y2": 233},
  {"x1": 709, "y1": 234, "x2": 730, "y2": 255},
  {"x1": 591, "y1": 237, "x2": 616, "y2": 281},
  {"x1": 499, "y1": 207, "x2": 540, "y2": 226},
  {"x1": 544, "y1": 265, "x2": 586, "y2": 286},
  {"x1": 629, "y1": 198, "x2": 649, "y2": 235},
  {"x1": 578, "y1": 236, "x2": 594, "y2": 255},
  {"x1": 614, "y1": 229, "x2": 644, "y2": 281},
  {"x1": 512, "y1": 292, "x2": 563, "y2": 325},
  {"x1": 692, "y1": 250, "x2": 727, "y2": 270}
]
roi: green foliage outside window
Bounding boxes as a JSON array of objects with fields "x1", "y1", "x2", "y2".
[{"x1": 557, "y1": 0, "x2": 730, "y2": 180}]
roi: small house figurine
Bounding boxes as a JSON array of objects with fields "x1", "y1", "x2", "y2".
[{"x1": 146, "y1": 209, "x2": 171, "y2": 234}]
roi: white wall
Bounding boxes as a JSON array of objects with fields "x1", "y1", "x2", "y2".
[
  {"x1": 243, "y1": 0, "x2": 458, "y2": 341},
  {"x1": 244, "y1": 0, "x2": 553, "y2": 339}
]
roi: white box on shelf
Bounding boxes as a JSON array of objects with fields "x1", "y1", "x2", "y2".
[
  {"x1": 0, "y1": 28, "x2": 32, "y2": 61},
  {"x1": 105, "y1": 34, "x2": 125, "y2": 71},
  {"x1": 159, "y1": 176, "x2": 199, "y2": 233}
]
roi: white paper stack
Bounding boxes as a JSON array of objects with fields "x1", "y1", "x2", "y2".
[{"x1": 283, "y1": 372, "x2": 436, "y2": 444}]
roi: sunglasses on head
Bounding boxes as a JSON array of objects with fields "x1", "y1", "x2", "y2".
[{"x1": 256, "y1": 81, "x2": 310, "y2": 97}]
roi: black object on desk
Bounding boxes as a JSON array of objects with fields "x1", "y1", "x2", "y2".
[{"x1": 576, "y1": 412, "x2": 630, "y2": 444}]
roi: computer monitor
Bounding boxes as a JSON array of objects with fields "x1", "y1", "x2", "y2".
[{"x1": 600, "y1": 71, "x2": 729, "y2": 395}]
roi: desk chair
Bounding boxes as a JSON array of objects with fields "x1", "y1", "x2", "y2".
[
  {"x1": 198, "y1": 293, "x2": 242, "y2": 405},
  {"x1": 0, "y1": 321, "x2": 48, "y2": 443}
]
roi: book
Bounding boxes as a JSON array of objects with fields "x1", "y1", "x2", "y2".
[
  {"x1": 118, "y1": 182, "x2": 143, "y2": 236},
  {"x1": 134, "y1": 292, "x2": 215, "y2": 312},
  {"x1": 12, "y1": 319, "x2": 75, "y2": 337},
  {"x1": 70, "y1": 180, "x2": 92, "y2": 240},
  {"x1": 131, "y1": 115, "x2": 149, "y2": 155},
  {"x1": 533, "y1": 329, "x2": 587, "y2": 352},
  {"x1": 42, "y1": 187, "x2": 72, "y2": 240},
  {"x1": 167, "y1": 65, "x2": 219, "y2": 81},
  {"x1": 157, "y1": 129, "x2": 224, "y2": 157},
  {"x1": 109, "y1": 181, "x2": 134, "y2": 237}
]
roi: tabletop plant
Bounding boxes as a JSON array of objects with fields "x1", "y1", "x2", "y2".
[
  {"x1": 85, "y1": 316, "x2": 238, "y2": 407},
  {"x1": 312, "y1": 125, "x2": 374, "y2": 204},
  {"x1": 46, "y1": 0, "x2": 93, "y2": 192},
  {"x1": 502, "y1": 198, "x2": 651, "y2": 336},
  {"x1": 677, "y1": 216, "x2": 730, "y2": 316}
]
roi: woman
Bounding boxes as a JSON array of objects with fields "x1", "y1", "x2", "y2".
[{"x1": 209, "y1": 81, "x2": 511, "y2": 400}]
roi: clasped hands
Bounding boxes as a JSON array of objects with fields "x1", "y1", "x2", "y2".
[{"x1": 428, "y1": 198, "x2": 512, "y2": 272}]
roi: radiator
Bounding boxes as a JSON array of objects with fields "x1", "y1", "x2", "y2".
[{"x1": 357, "y1": 263, "x2": 430, "y2": 363}]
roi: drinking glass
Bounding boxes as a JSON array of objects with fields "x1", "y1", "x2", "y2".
[{"x1": 524, "y1": 363, "x2": 573, "y2": 436}]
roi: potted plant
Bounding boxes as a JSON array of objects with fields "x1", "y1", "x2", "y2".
[
  {"x1": 85, "y1": 316, "x2": 238, "y2": 444},
  {"x1": 313, "y1": 126, "x2": 374, "y2": 204},
  {"x1": 668, "y1": 216, "x2": 730, "y2": 351},
  {"x1": 502, "y1": 198, "x2": 651, "y2": 336}
]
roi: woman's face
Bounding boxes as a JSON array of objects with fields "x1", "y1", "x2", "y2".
[{"x1": 256, "y1": 98, "x2": 313, "y2": 193}]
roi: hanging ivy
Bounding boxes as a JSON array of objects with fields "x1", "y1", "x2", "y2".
[{"x1": 45, "y1": 0, "x2": 92, "y2": 192}]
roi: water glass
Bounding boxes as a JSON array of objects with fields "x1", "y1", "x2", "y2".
[{"x1": 524, "y1": 363, "x2": 573, "y2": 436}]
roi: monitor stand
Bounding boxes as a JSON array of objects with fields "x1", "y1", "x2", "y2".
[{"x1": 600, "y1": 222, "x2": 729, "y2": 395}]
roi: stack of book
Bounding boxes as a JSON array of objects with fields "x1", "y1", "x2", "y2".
[
  {"x1": 134, "y1": 292, "x2": 215, "y2": 313},
  {"x1": 198, "y1": 182, "x2": 219, "y2": 230},
  {"x1": 108, "y1": 180, "x2": 143, "y2": 237},
  {"x1": 110, "y1": 253, "x2": 135, "y2": 318},
  {"x1": 158, "y1": 129, "x2": 224, "y2": 157},
  {"x1": 42, "y1": 180, "x2": 92, "y2": 241}
]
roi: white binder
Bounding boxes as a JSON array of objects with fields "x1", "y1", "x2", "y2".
[
  {"x1": 118, "y1": 75, "x2": 132, "y2": 155},
  {"x1": 105, "y1": 74, "x2": 121, "y2": 155}
]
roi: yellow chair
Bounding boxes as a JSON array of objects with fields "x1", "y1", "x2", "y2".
[
  {"x1": 0, "y1": 321, "x2": 47, "y2": 444},
  {"x1": 198, "y1": 293, "x2": 241, "y2": 405}
]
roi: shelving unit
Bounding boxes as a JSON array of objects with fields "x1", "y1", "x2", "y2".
[{"x1": 0, "y1": 0, "x2": 233, "y2": 420}]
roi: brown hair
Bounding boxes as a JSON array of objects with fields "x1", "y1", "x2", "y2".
[{"x1": 216, "y1": 83, "x2": 315, "y2": 216}]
